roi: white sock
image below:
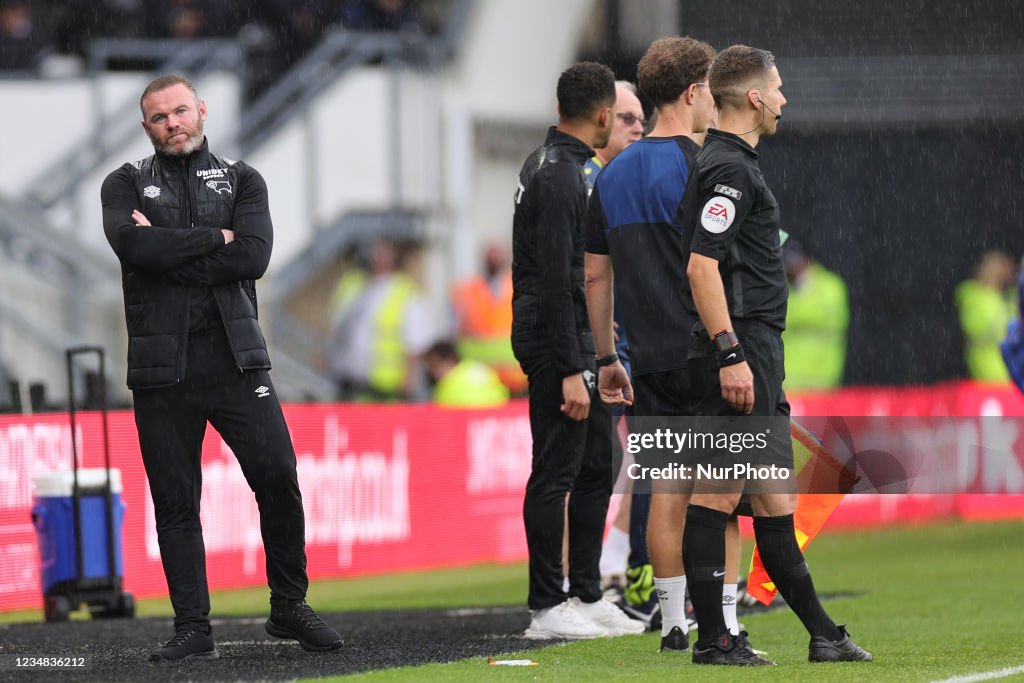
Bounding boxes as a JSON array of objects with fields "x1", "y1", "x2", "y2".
[
  {"x1": 562, "y1": 576, "x2": 570, "y2": 593},
  {"x1": 599, "y1": 527, "x2": 630, "y2": 577},
  {"x1": 654, "y1": 575, "x2": 687, "y2": 637},
  {"x1": 723, "y1": 583, "x2": 739, "y2": 635}
]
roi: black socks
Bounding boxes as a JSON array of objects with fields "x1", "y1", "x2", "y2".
[
  {"x1": 753, "y1": 514, "x2": 842, "y2": 641},
  {"x1": 683, "y1": 505, "x2": 729, "y2": 647}
]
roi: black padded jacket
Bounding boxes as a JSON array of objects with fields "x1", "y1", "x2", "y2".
[{"x1": 101, "y1": 139, "x2": 273, "y2": 389}]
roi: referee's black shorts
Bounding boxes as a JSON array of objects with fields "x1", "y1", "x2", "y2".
[
  {"x1": 688, "y1": 320, "x2": 794, "y2": 472},
  {"x1": 632, "y1": 367, "x2": 693, "y2": 417}
]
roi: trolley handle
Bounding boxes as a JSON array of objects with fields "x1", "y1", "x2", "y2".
[{"x1": 65, "y1": 345, "x2": 115, "y2": 583}]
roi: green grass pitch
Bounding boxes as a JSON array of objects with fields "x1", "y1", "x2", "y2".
[
  {"x1": 315, "y1": 519, "x2": 1024, "y2": 682},
  {"x1": 4, "y1": 519, "x2": 1022, "y2": 681}
]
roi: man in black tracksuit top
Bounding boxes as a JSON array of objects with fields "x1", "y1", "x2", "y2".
[
  {"x1": 101, "y1": 75, "x2": 341, "y2": 662},
  {"x1": 513, "y1": 62, "x2": 643, "y2": 640},
  {"x1": 680, "y1": 46, "x2": 871, "y2": 666}
]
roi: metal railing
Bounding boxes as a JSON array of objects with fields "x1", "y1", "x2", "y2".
[
  {"x1": 0, "y1": 192, "x2": 118, "y2": 286},
  {"x1": 0, "y1": 191, "x2": 122, "y2": 404},
  {"x1": 239, "y1": 1, "x2": 473, "y2": 385}
]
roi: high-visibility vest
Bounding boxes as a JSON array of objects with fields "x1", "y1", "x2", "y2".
[
  {"x1": 329, "y1": 269, "x2": 368, "y2": 327},
  {"x1": 783, "y1": 263, "x2": 849, "y2": 391},
  {"x1": 434, "y1": 360, "x2": 510, "y2": 408},
  {"x1": 368, "y1": 275, "x2": 418, "y2": 395},
  {"x1": 956, "y1": 279, "x2": 1014, "y2": 382},
  {"x1": 451, "y1": 273, "x2": 526, "y2": 393},
  {"x1": 329, "y1": 271, "x2": 418, "y2": 396}
]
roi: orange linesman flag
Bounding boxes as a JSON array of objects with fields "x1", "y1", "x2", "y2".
[{"x1": 745, "y1": 419, "x2": 857, "y2": 606}]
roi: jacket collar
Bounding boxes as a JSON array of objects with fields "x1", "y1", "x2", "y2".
[
  {"x1": 705, "y1": 129, "x2": 759, "y2": 159},
  {"x1": 545, "y1": 126, "x2": 595, "y2": 163}
]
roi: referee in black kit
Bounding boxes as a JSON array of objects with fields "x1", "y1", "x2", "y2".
[
  {"x1": 681, "y1": 46, "x2": 872, "y2": 665},
  {"x1": 512, "y1": 62, "x2": 644, "y2": 640},
  {"x1": 102, "y1": 75, "x2": 341, "y2": 662}
]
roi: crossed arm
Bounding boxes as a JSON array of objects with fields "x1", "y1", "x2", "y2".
[{"x1": 100, "y1": 165, "x2": 273, "y2": 285}]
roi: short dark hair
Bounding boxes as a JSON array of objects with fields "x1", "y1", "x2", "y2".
[
  {"x1": 637, "y1": 37, "x2": 715, "y2": 108},
  {"x1": 557, "y1": 61, "x2": 616, "y2": 121},
  {"x1": 709, "y1": 45, "x2": 776, "y2": 110},
  {"x1": 425, "y1": 340, "x2": 459, "y2": 363},
  {"x1": 140, "y1": 74, "x2": 199, "y2": 115}
]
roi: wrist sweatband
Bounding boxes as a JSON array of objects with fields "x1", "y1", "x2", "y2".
[{"x1": 717, "y1": 343, "x2": 746, "y2": 367}]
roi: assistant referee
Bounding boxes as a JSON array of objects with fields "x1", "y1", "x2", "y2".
[{"x1": 680, "y1": 45, "x2": 872, "y2": 666}]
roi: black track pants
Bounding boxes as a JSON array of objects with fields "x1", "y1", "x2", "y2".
[
  {"x1": 132, "y1": 328, "x2": 307, "y2": 632},
  {"x1": 522, "y1": 359, "x2": 613, "y2": 610}
]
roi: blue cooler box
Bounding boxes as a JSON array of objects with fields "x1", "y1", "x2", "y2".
[{"x1": 32, "y1": 469, "x2": 125, "y2": 595}]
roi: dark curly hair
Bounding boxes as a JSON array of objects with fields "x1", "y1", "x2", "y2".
[
  {"x1": 637, "y1": 37, "x2": 715, "y2": 108},
  {"x1": 709, "y1": 45, "x2": 776, "y2": 111},
  {"x1": 557, "y1": 61, "x2": 616, "y2": 120}
]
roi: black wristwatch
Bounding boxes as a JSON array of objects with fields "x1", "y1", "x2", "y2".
[
  {"x1": 712, "y1": 330, "x2": 739, "y2": 352},
  {"x1": 595, "y1": 352, "x2": 619, "y2": 368}
]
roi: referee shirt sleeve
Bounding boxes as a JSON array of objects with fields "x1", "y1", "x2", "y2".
[{"x1": 689, "y1": 163, "x2": 756, "y2": 262}]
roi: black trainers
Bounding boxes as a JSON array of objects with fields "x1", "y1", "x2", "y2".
[
  {"x1": 148, "y1": 629, "x2": 218, "y2": 663},
  {"x1": 266, "y1": 601, "x2": 343, "y2": 652},
  {"x1": 692, "y1": 631, "x2": 776, "y2": 666},
  {"x1": 659, "y1": 625, "x2": 689, "y2": 653},
  {"x1": 809, "y1": 625, "x2": 873, "y2": 662}
]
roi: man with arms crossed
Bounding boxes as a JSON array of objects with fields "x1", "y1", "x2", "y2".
[
  {"x1": 681, "y1": 46, "x2": 872, "y2": 665},
  {"x1": 102, "y1": 75, "x2": 342, "y2": 662}
]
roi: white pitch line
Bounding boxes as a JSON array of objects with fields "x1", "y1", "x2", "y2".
[
  {"x1": 930, "y1": 664, "x2": 1024, "y2": 683},
  {"x1": 217, "y1": 640, "x2": 299, "y2": 647},
  {"x1": 443, "y1": 606, "x2": 525, "y2": 617}
]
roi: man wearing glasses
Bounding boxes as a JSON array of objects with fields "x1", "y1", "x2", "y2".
[{"x1": 582, "y1": 82, "x2": 646, "y2": 185}]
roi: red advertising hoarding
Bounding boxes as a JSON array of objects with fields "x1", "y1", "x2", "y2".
[{"x1": 2, "y1": 383, "x2": 1023, "y2": 613}]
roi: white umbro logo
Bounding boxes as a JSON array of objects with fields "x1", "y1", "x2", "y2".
[
  {"x1": 143, "y1": 185, "x2": 161, "y2": 198},
  {"x1": 255, "y1": 385, "x2": 270, "y2": 398}
]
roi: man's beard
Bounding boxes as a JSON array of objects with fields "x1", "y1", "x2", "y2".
[{"x1": 150, "y1": 118, "x2": 205, "y2": 157}]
